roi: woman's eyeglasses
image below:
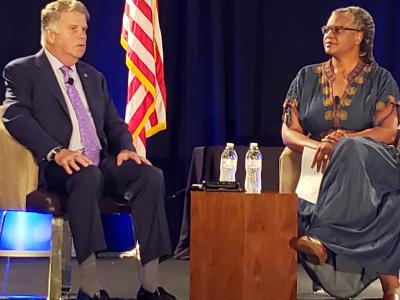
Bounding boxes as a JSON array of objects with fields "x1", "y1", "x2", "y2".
[{"x1": 321, "y1": 26, "x2": 361, "y2": 35}]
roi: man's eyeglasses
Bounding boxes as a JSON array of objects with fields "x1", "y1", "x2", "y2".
[{"x1": 321, "y1": 26, "x2": 361, "y2": 35}]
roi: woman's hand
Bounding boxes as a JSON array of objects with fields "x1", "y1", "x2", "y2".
[
  {"x1": 322, "y1": 129, "x2": 348, "y2": 144},
  {"x1": 311, "y1": 130, "x2": 348, "y2": 172},
  {"x1": 311, "y1": 141, "x2": 335, "y2": 173}
]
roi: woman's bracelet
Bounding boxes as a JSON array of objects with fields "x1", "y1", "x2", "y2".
[{"x1": 321, "y1": 138, "x2": 335, "y2": 144}]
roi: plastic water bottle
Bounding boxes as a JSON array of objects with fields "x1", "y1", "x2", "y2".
[
  {"x1": 245, "y1": 143, "x2": 262, "y2": 193},
  {"x1": 219, "y1": 143, "x2": 238, "y2": 182}
]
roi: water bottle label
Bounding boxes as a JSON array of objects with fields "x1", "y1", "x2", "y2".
[
  {"x1": 247, "y1": 160, "x2": 261, "y2": 169},
  {"x1": 222, "y1": 159, "x2": 237, "y2": 168}
]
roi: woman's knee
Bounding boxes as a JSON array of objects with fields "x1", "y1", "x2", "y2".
[{"x1": 335, "y1": 137, "x2": 368, "y2": 157}]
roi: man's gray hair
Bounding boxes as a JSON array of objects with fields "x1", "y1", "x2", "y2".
[
  {"x1": 41, "y1": 0, "x2": 90, "y2": 47},
  {"x1": 332, "y1": 6, "x2": 375, "y2": 64}
]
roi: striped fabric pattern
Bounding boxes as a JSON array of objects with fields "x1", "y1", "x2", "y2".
[{"x1": 121, "y1": 0, "x2": 166, "y2": 156}]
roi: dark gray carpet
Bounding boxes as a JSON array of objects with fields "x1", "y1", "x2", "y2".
[{"x1": 0, "y1": 257, "x2": 383, "y2": 299}]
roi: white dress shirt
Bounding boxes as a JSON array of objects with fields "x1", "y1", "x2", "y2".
[{"x1": 44, "y1": 48, "x2": 100, "y2": 157}]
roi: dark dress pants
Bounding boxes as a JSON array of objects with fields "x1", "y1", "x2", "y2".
[{"x1": 45, "y1": 156, "x2": 172, "y2": 265}]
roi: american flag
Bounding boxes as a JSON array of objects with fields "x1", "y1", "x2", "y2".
[{"x1": 121, "y1": 0, "x2": 167, "y2": 157}]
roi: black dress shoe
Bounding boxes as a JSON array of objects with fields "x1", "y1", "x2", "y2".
[
  {"x1": 77, "y1": 289, "x2": 92, "y2": 300},
  {"x1": 136, "y1": 286, "x2": 177, "y2": 300},
  {"x1": 93, "y1": 289, "x2": 112, "y2": 300},
  {"x1": 77, "y1": 288, "x2": 111, "y2": 300}
]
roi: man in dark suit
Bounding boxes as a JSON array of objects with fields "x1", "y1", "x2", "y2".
[{"x1": 2, "y1": 1, "x2": 176, "y2": 300}]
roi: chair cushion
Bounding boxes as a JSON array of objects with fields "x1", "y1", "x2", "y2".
[
  {"x1": 26, "y1": 189, "x2": 132, "y2": 216},
  {"x1": 26, "y1": 189, "x2": 65, "y2": 216},
  {"x1": 100, "y1": 196, "x2": 132, "y2": 214}
]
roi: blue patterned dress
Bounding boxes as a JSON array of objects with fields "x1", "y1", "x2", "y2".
[{"x1": 284, "y1": 60, "x2": 400, "y2": 298}]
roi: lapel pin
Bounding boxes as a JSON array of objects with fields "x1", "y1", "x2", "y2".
[{"x1": 84, "y1": 73, "x2": 88, "y2": 78}]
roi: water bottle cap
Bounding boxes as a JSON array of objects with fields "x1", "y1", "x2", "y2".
[
  {"x1": 250, "y1": 142, "x2": 258, "y2": 148},
  {"x1": 226, "y1": 142, "x2": 234, "y2": 148}
]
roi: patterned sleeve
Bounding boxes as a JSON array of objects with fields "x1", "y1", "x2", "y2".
[
  {"x1": 282, "y1": 68, "x2": 304, "y2": 126},
  {"x1": 373, "y1": 68, "x2": 400, "y2": 127}
]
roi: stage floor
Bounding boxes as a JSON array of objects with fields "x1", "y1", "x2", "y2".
[{"x1": 0, "y1": 257, "x2": 382, "y2": 299}]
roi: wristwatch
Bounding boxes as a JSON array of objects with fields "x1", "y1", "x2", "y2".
[{"x1": 49, "y1": 147, "x2": 63, "y2": 161}]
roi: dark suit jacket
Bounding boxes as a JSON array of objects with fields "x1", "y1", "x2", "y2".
[{"x1": 2, "y1": 49, "x2": 135, "y2": 185}]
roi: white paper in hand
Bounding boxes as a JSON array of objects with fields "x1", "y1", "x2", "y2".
[{"x1": 295, "y1": 147, "x2": 324, "y2": 204}]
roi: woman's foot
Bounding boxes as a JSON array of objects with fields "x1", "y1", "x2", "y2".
[
  {"x1": 296, "y1": 236, "x2": 327, "y2": 265},
  {"x1": 383, "y1": 287, "x2": 400, "y2": 300},
  {"x1": 380, "y1": 274, "x2": 400, "y2": 300}
]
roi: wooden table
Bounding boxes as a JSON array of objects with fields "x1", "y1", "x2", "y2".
[{"x1": 190, "y1": 192, "x2": 297, "y2": 300}]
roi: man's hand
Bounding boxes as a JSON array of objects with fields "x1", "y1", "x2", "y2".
[
  {"x1": 116, "y1": 149, "x2": 151, "y2": 166},
  {"x1": 54, "y1": 149, "x2": 92, "y2": 175}
]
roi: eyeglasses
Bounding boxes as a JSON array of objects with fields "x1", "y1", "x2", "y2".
[{"x1": 321, "y1": 25, "x2": 361, "y2": 35}]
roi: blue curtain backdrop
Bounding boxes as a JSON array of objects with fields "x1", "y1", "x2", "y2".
[{"x1": 1, "y1": 0, "x2": 399, "y2": 247}]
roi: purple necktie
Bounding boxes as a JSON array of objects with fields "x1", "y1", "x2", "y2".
[{"x1": 60, "y1": 66, "x2": 101, "y2": 165}]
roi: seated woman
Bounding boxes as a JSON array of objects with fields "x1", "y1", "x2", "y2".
[{"x1": 281, "y1": 6, "x2": 400, "y2": 300}]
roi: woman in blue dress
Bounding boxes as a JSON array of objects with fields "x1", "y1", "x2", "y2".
[{"x1": 282, "y1": 6, "x2": 400, "y2": 300}]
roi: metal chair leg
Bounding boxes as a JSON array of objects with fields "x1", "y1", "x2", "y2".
[
  {"x1": 61, "y1": 220, "x2": 73, "y2": 299},
  {"x1": 48, "y1": 217, "x2": 63, "y2": 300}
]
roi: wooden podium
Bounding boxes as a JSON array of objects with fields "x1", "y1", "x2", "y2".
[{"x1": 190, "y1": 192, "x2": 297, "y2": 300}]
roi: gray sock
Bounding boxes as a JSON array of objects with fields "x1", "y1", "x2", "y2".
[
  {"x1": 139, "y1": 258, "x2": 159, "y2": 293},
  {"x1": 78, "y1": 253, "x2": 103, "y2": 295}
]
